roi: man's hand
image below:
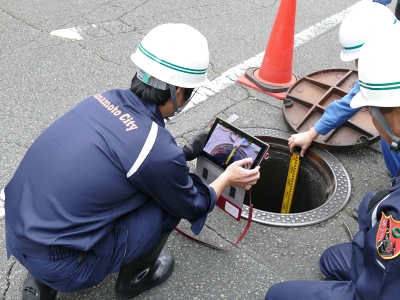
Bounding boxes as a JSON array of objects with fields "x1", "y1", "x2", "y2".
[
  {"x1": 210, "y1": 158, "x2": 261, "y2": 198},
  {"x1": 223, "y1": 158, "x2": 260, "y2": 190},
  {"x1": 182, "y1": 130, "x2": 209, "y2": 161},
  {"x1": 288, "y1": 127, "x2": 319, "y2": 157}
]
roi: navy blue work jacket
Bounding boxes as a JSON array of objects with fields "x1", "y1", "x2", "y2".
[
  {"x1": 5, "y1": 89, "x2": 216, "y2": 255},
  {"x1": 351, "y1": 176, "x2": 400, "y2": 300}
]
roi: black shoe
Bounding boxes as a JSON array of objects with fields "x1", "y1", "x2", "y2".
[
  {"x1": 396, "y1": 2, "x2": 400, "y2": 20},
  {"x1": 22, "y1": 273, "x2": 57, "y2": 300},
  {"x1": 116, "y1": 249, "x2": 175, "y2": 298},
  {"x1": 115, "y1": 230, "x2": 174, "y2": 298}
]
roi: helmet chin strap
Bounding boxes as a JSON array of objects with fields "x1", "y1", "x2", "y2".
[
  {"x1": 169, "y1": 85, "x2": 179, "y2": 114},
  {"x1": 370, "y1": 106, "x2": 400, "y2": 154},
  {"x1": 165, "y1": 86, "x2": 179, "y2": 124}
]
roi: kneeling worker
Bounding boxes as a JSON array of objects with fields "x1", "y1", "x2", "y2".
[{"x1": 5, "y1": 23, "x2": 260, "y2": 299}]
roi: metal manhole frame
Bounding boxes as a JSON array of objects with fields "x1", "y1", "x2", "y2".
[{"x1": 241, "y1": 128, "x2": 351, "y2": 227}]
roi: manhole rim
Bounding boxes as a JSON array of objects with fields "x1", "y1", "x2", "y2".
[{"x1": 241, "y1": 128, "x2": 351, "y2": 227}]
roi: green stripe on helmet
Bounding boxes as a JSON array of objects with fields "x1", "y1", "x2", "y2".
[
  {"x1": 343, "y1": 43, "x2": 364, "y2": 51},
  {"x1": 359, "y1": 80, "x2": 400, "y2": 91},
  {"x1": 139, "y1": 44, "x2": 207, "y2": 75}
]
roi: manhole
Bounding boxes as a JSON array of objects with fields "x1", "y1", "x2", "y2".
[
  {"x1": 283, "y1": 69, "x2": 379, "y2": 151},
  {"x1": 241, "y1": 129, "x2": 351, "y2": 227}
]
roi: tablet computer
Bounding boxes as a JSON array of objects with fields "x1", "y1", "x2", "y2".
[{"x1": 195, "y1": 117, "x2": 270, "y2": 220}]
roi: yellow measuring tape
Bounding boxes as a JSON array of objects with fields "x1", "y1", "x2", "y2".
[{"x1": 281, "y1": 151, "x2": 301, "y2": 214}]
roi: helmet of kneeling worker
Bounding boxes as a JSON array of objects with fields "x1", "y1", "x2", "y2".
[
  {"x1": 131, "y1": 23, "x2": 209, "y2": 89},
  {"x1": 339, "y1": 1, "x2": 396, "y2": 62}
]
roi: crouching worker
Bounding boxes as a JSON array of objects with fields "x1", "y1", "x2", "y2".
[
  {"x1": 5, "y1": 23, "x2": 260, "y2": 300},
  {"x1": 265, "y1": 23, "x2": 400, "y2": 300}
]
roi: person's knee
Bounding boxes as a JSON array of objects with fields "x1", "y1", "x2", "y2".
[
  {"x1": 319, "y1": 246, "x2": 333, "y2": 271},
  {"x1": 265, "y1": 283, "x2": 282, "y2": 300},
  {"x1": 266, "y1": 281, "x2": 310, "y2": 300},
  {"x1": 319, "y1": 243, "x2": 352, "y2": 281}
]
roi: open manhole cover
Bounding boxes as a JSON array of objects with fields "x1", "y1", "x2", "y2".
[
  {"x1": 283, "y1": 69, "x2": 379, "y2": 151},
  {"x1": 241, "y1": 129, "x2": 351, "y2": 227}
]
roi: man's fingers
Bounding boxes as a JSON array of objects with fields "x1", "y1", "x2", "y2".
[
  {"x1": 244, "y1": 178, "x2": 259, "y2": 190},
  {"x1": 236, "y1": 157, "x2": 253, "y2": 166},
  {"x1": 244, "y1": 167, "x2": 260, "y2": 183}
]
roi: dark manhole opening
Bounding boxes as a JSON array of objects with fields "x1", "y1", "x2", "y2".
[
  {"x1": 244, "y1": 144, "x2": 333, "y2": 214},
  {"x1": 240, "y1": 129, "x2": 351, "y2": 226}
]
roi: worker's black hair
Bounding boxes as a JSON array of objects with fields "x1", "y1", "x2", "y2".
[
  {"x1": 131, "y1": 74, "x2": 194, "y2": 106},
  {"x1": 183, "y1": 87, "x2": 194, "y2": 101},
  {"x1": 379, "y1": 107, "x2": 395, "y2": 115},
  {"x1": 130, "y1": 74, "x2": 171, "y2": 106}
]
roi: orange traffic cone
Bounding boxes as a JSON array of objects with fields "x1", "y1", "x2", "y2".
[{"x1": 238, "y1": 0, "x2": 298, "y2": 100}]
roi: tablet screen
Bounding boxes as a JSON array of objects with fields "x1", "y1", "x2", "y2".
[{"x1": 202, "y1": 118, "x2": 269, "y2": 170}]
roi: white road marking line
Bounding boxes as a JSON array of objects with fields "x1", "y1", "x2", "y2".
[
  {"x1": 50, "y1": 2, "x2": 358, "y2": 113},
  {"x1": 50, "y1": 27, "x2": 83, "y2": 40},
  {"x1": 183, "y1": 3, "x2": 358, "y2": 111}
]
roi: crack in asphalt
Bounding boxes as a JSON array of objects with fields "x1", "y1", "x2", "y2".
[
  {"x1": 0, "y1": 8, "x2": 34, "y2": 28},
  {"x1": 2, "y1": 141, "x2": 29, "y2": 150},
  {"x1": 3, "y1": 259, "x2": 17, "y2": 299},
  {"x1": 123, "y1": 0, "x2": 152, "y2": 15}
]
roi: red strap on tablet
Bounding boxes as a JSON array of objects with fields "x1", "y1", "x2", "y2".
[{"x1": 174, "y1": 189, "x2": 254, "y2": 249}]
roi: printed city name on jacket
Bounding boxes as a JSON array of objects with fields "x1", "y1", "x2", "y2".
[{"x1": 94, "y1": 94, "x2": 138, "y2": 131}]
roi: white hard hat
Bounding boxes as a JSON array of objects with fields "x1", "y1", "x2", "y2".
[
  {"x1": 350, "y1": 24, "x2": 400, "y2": 108},
  {"x1": 339, "y1": 1, "x2": 396, "y2": 62},
  {"x1": 131, "y1": 23, "x2": 209, "y2": 88}
]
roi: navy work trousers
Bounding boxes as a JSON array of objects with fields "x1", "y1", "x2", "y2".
[
  {"x1": 13, "y1": 199, "x2": 180, "y2": 292},
  {"x1": 265, "y1": 242, "x2": 356, "y2": 300}
]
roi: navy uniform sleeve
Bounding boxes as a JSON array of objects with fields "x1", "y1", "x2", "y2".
[{"x1": 127, "y1": 124, "x2": 216, "y2": 235}]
